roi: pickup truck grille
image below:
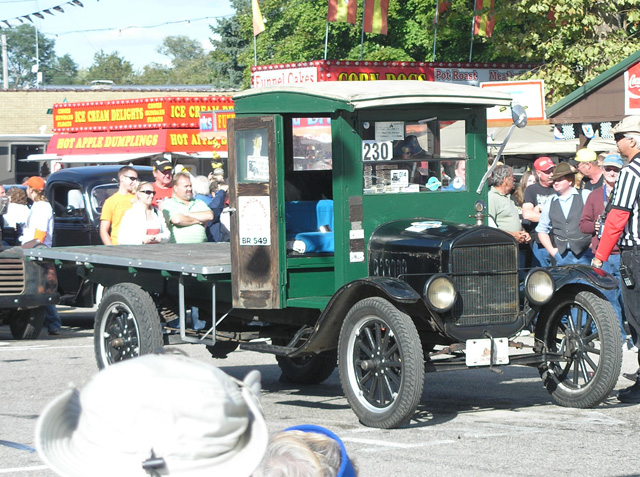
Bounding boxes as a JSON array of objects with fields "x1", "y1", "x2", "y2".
[
  {"x1": 0, "y1": 258, "x2": 26, "y2": 295},
  {"x1": 450, "y1": 243, "x2": 519, "y2": 326}
]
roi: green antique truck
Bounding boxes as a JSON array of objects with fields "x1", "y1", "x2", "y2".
[{"x1": 26, "y1": 81, "x2": 622, "y2": 428}]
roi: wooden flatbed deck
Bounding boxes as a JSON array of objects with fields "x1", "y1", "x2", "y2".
[{"x1": 25, "y1": 243, "x2": 232, "y2": 275}]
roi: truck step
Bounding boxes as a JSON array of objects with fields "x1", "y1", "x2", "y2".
[{"x1": 239, "y1": 342, "x2": 296, "y2": 356}]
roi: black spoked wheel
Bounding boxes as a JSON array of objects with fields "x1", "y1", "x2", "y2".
[
  {"x1": 276, "y1": 349, "x2": 337, "y2": 384},
  {"x1": 538, "y1": 289, "x2": 622, "y2": 408},
  {"x1": 94, "y1": 283, "x2": 163, "y2": 369},
  {"x1": 9, "y1": 307, "x2": 45, "y2": 340},
  {"x1": 338, "y1": 297, "x2": 424, "y2": 429}
]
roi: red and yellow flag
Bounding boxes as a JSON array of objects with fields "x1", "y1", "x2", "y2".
[
  {"x1": 364, "y1": 0, "x2": 389, "y2": 35},
  {"x1": 327, "y1": 0, "x2": 357, "y2": 25},
  {"x1": 438, "y1": 0, "x2": 451, "y2": 14},
  {"x1": 473, "y1": 0, "x2": 495, "y2": 37},
  {"x1": 252, "y1": 0, "x2": 265, "y2": 36}
]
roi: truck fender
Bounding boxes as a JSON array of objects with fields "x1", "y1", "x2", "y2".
[
  {"x1": 288, "y1": 277, "x2": 422, "y2": 357},
  {"x1": 546, "y1": 264, "x2": 617, "y2": 293}
]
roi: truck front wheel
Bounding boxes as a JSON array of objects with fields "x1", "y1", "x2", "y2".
[
  {"x1": 537, "y1": 289, "x2": 622, "y2": 408},
  {"x1": 94, "y1": 283, "x2": 163, "y2": 369},
  {"x1": 338, "y1": 297, "x2": 424, "y2": 429},
  {"x1": 9, "y1": 308, "x2": 45, "y2": 340}
]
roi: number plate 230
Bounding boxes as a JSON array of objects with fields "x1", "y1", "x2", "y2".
[{"x1": 362, "y1": 140, "x2": 393, "y2": 161}]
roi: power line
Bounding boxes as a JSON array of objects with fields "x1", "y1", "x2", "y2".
[{"x1": 42, "y1": 14, "x2": 234, "y2": 38}]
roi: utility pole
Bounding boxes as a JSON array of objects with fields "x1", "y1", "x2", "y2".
[{"x1": 1, "y1": 35, "x2": 8, "y2": 89}]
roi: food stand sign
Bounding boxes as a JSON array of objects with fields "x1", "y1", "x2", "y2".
[
  {"x1": 46, "y1": 129, "x2": 227, "y2": 154},
  {"x1": 53, "y1": 96, "x2": 234, "y2": 132},
  {"x1": 481, "y1": 80, "x2": 546, "y2": 123},
  {"x1": 625, "y1": 62, "x2": 640, "y2": 114},
  {"x1": 251, "y1": 60, "x2": 536, "y2": 88}
]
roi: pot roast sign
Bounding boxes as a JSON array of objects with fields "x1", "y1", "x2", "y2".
[{"x1": 625, "y1": 61, "x2": 640, "y2": 114}]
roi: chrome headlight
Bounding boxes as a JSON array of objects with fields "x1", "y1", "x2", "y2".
[
  {"x1": 424, "y1": 275, "x2": 457, "y2": 312},
  {"x1": 524, "y1": 269, "x2": 554, "y2": 305}
]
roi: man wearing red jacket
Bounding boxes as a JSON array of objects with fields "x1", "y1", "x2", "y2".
[{"x1": 592, "y1": 116, "x2": 640, "y2": 403}]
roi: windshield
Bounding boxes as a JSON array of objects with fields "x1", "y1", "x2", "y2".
[{"x1": 361, "y1": 119, "x2": 467, "y2": 194}]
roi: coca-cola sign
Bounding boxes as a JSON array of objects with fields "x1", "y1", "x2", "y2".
[{"x1": 625, "y1": 61, "x2": 640, "y2": 114}]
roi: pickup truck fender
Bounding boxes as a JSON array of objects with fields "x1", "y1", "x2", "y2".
[
  {"x1": 546, "y1": 264, "x2": 618, "y2": 294},
  {"x1": 288, "y1": 276, "x2": 425, "y2": 357}
]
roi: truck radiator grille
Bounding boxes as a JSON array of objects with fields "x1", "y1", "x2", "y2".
[
  {"x1": 450, "y1": 244, "x2": 519, "y2": 326},
  {"x1": 0, "y1": 258, "x2": 26, "y2": 295}
]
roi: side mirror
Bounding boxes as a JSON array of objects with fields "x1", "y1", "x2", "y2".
[{"x1": 512, "y1": 104, "x2": 528, "y2": 129}]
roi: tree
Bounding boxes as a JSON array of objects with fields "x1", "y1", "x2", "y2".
[
  {"x1": 47, "y1": 54, "x2": 79, "y2": 85},
  {"x1": 87, "y1": 50, "x2": 135, "y2": 85},
  {"x1": 0, "y1": 24, "x2": 56, "y2": 88},
  {"x1": 216, "y1": 0, "x2": 640, "y2": 104},
  {"x1": 209, "y1": 0, "x2": 251, "y2": 89},
  {"x1": 490, "y1": 0, "x2": 640, "y2": 104}
]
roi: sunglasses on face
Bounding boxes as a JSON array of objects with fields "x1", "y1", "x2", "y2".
[
  {"x1": 604, "y1": 166, "x2": 621, "y2": 172},
  {"x1": 124, "y1": 175, "x2": 139, "y2": 182},
  {"x1": 140, "y1": 190, "x2": 156, "y2": 196},
  {"x1": 540, "y1": 169, "x2": 555, "y2": 175},
  {"x1": 614, "y1": 133, "x2": 628, "y2": 142}
]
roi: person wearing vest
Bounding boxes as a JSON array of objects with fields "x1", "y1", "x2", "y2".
[{"x1": 536, "y1": 162, "x2": 592, "y2": 266}]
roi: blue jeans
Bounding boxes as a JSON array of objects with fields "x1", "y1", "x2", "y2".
[
  {"x1": 602, "y1": 254, "x2": 627, "y2": 340},
  {"x1": 532, "y1": 241, "x2": 553, "y2": 267},
  {"x1": 553, "y1": 248, "x2": 593, "y2": 266},
  {"x1": 44, "y1": 305, "x2": 62, "y2": 333}
]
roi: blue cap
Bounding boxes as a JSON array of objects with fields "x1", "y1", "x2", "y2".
[
  {"x1": 285, "y1": 425, "x2": 357, "y2": 477},
  {"x1": 602, "y1": 153, "x2": 623, "y2": 169}
]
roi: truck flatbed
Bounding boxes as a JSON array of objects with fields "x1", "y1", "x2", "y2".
[{"x1": 25, "y1": 243, "x2": 232, "y2": 275}]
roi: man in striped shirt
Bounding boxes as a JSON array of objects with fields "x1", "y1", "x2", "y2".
[{"x1": 593, "y1": 116, "x2": 640, "y2": 403}]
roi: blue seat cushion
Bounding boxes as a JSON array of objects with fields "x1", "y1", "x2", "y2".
[{"x1": 285, "y1": 200, "x2": 334, "y2": 253}]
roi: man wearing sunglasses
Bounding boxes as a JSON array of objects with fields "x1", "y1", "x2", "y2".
[
  {"x1": 522, "y1": 156, "x2": 557, "y2": 267},
  {"x1": 593, "y1": 116, "x2": 640, "y2": 404},
  {"x1": 100, "y1": 165, "x2": 138, "y2": 245}
]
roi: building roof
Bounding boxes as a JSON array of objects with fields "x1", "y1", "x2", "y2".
[{"x1": 547, "y1": 49, "x2": 640, "y2": 118}]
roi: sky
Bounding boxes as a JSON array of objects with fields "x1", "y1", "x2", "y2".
[{"x1": 0, "y1": 0, "x2": 236, "y2": 69}]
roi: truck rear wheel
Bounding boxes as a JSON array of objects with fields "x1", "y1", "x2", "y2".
[
  {"x1": 276, "y1": 350, "x2": 337, "y2": 384},
  {"x1": 338, "y1": 297, "x2": 424, "y2": 429},
  {"x1": 537, "y1": 289, "x2": 622, "y2": 408},
  {"x1": 9, "y1": 308, "x2": 45, "y2": 340},
  {"x1": 94, "y1": 283, "x2": 163, "y2": 369}
]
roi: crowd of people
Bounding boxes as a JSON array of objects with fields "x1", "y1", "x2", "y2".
[
  {"x1": 99, "y1": 158, "x2": 230, "y2": 247},
  {"x1": 487, "y1": 117, "x2": 640, "y2": 404}
]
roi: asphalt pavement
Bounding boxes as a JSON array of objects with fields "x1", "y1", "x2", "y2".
[{"x1": 1, "y1": 308, "x2": 639, "y2": 477}]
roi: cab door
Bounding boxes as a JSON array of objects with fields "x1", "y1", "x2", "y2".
[{"x1": 227, "y1": 116, "x2": 282, "y2": 309}]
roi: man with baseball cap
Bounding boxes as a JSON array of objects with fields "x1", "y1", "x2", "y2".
[
  {"x1": 152, "y1": 157, "x2": 174, "y2": 207},
  {"x1": 536, "y1": 162, "x2": 592, "y2": 266},
  {"x1": 574, "y1": 148, "x2": 604, "y2": 191},
  {"x1": 522, "y1": 156, "x2": 557, "y2": 266},
  {"x1": 593, "y1": 115, "x2": 640, "y2": 403}
]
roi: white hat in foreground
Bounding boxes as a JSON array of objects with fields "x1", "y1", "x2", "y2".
[{"x1": 35, "y1": 353, "x2": 268, "y2": 477}]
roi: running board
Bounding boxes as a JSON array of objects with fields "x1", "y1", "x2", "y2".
[{"x1": 239, "y1": 342, "x2": 296, "y2": 356}]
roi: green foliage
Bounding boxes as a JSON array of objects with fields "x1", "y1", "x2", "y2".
[
  {"x1": 0, "y1": 24, "x2": 56, "y2": 88},
  {"x1": 87, "y1": 50, "x2": 135, "y2": 85},
  {"x1": 48, "y1": 54, "x2": 79, "y2": 85},
  {"x1": 138, "y1": 36, "x2": 214, "y2": 85}
]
